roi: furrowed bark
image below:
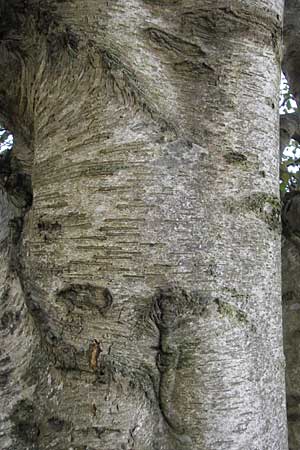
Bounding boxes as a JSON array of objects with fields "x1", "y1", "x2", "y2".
[{"x1": 0, "y1": 1, "x2": 287, "y2": 449}]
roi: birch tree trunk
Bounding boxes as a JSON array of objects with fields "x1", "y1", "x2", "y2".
[{"x1": 0, "y1": 1, "x2": 287, "y2": 449}]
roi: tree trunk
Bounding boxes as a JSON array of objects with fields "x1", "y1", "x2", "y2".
[
  {"x1": 282, "y1": 193, "x2": 300, "y2": 450},
  {"x1": 281, "y1": 2, "x2": 300, "y2": 448},
  {"x1": 0, "y1": 1, "x2": 287, "y2": 449}
]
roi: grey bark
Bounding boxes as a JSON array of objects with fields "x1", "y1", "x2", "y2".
[{"x1": 0, "y1": 1, "x2": 287, "y2": 450}]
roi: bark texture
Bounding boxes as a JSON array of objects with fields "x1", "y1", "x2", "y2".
[{"x1": 0, "y1": 1, "x2": 287, "y2": 449}]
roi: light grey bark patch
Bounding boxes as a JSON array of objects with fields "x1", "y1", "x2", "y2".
[
  {"x1": 160, "y1": 138, "x2": 209, "y2": 171},
  {"x1": 56, "y1": 283, "x2": 113, "y2": 315}
]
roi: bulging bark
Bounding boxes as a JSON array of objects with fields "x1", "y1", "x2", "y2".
[{"x1": 0, "y1": 1, "x2": 287, "y2": 449}]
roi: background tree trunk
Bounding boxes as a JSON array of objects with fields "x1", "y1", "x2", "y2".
[
  {"x1": 0, "y1": 1, "x2": 287, "y2": 449},
  {"x1": 282, "y1": 192, "x2": 300, "y2": 450},
  {"x1": 281, "y1": 2, "x2": 300, "y2": 448}
]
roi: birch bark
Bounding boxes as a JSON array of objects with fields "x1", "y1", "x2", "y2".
[{"x1": 0, "y1": 1, "x2": 287, "y2": 449}]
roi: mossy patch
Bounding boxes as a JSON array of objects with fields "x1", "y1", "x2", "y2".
[
  {"x1": 245, "y1": 193, "x2": 281, "y2": 230},
  {"x1": 222, "y1": 286, "x2": 250, "y2": 302},
  {"x1": 223, "y1": 151, "x2": 247, "y2": 165},
  {"x1": 227, "y1": 192, "x2": 281, "y2": 231},
  {"x1": 214, "y1": 299, "x2": 249, "y2": 325}
]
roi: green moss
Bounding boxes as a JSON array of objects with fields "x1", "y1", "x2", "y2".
[
  {"x1": 223, "y1": 151, "x2": 247, "y2": 165},
  {"x1": 227, "y1": 193, "x2": 281, "y2": 232},
  {"x1": 222, "y1": 286, "x2": 250, "y2": 301},
  {"x1": 246, "y1": 192, "x2": 279, "y2": 209},
  {"x1": 245, "y1": 193, "x2": 281, "y2": 231},
  {"x1": 215, "y1": 299, "x2": 248, "y2": 324}
]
